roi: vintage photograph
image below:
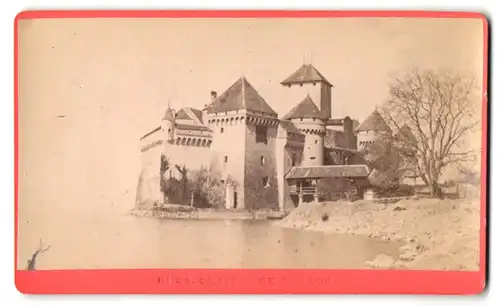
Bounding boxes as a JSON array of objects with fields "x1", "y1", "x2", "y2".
[{"x1": 17, "y1": 17, "x2": 484, "y2": 271}]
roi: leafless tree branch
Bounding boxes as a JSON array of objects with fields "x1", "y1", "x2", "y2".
[
  {"x1": 26, "y1": 238, "x2": 51, "y2": 270},
  {"x1": 381, "y1": 69, "x2": 480, "y2": 197}
]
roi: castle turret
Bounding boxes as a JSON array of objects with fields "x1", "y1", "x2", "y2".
[
  {"x1": 394, "y1": 123, "x2": 417, "y2": 146},
  {"x1": 355, "y1": 109, "x2": 392, "y2": 150},
  {"x1": 204, "y1": 76, "x2": 279, "y2": 210},
  {"x1": 161, "y1": 106, "x2": 175, "y2": 142},
  {"x1": 281, "y1": 64, "x2": 333, "y2": 119},
  {"x1": 282, "y1": 94, "x2": 327, "y2": 166}
]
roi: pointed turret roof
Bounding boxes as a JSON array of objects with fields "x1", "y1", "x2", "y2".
[
  {"x1": 356, "y1": 109, "x2": 392, "y2": 133},
  {"x1": 281, "y1": 64, "x2": 333, "y2": 87},
  {"x1": 395, "y1": 124, "x2": 418, "y2": 144},
  {"x1": 162, "y1": 107, "x2": 175, "y2": 121},
  {"x1": 206, "y1": 76, "x2": 277, "y2": 116},
  {"x1": 282, "y1": 94, "x2": 327, "y2": 120}
]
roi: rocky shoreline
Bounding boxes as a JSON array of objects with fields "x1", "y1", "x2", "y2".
[{"x1": 274, "y1": 197, "x2": 480, "y2": 271}]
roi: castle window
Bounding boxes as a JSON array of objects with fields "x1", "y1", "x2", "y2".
[
  {"x1": 310, "y1": 156, "x2": 316, "y2": 160},
  {"x1": 315, "y1": 140, "x2": 318, "y2": 144},
  {"x1": 262, "y1": 176, "x2": 270, "y2": 187},
  {"x1": 221, "y1": 179, "x2": 225, "y2": 184},
  {"x1": 255, "y1": 125, "x2": 268, "y2": 144},
  {"x1": 260, "y1": 156, "x2": 265, "y2": 165},
  {"x1": 291, "y1": 153, "x2": 297, "y2": 166},
  {"x1": 220, "y1": 127, "x2": 224, "y2": 133},
  {"x1": 224, "y1": 156, "x2": 228, "y2": 163},
  {"x1": 168, "y1": 129, "x2": 171, "y2": 133}
]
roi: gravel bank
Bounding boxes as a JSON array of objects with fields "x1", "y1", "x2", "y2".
[{"x1": 274, "y1": 197, "x2": 480, "y2": 271}]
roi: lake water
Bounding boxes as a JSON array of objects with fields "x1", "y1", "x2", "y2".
[{"x1": 17, "y1": 206, "x2": 402, "y2": 270}]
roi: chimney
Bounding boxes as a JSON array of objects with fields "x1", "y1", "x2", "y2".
[
  {"x1": 211, "y1": 91, "x2": 217, "y2": 101},
  {"x1": 343, "y1": 116, "x2": 356, "y2": 149},
  {"x1": 202, "y1": 104, "x2": 209, "y2": 125}
]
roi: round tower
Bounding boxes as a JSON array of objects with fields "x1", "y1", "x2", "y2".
[
  {"x1": 161, "y1": 106, "x2": 175, "y2": 142},
  {"x1": 280, "y1": 63, "x2": 334, "y2": 120},
  {"x1": 282, "y1": 94, "x2": 327, "y2": 166},
  {"x1": 292, "y1": 118, "x2": 326, "y2": 166},
  {"x1": 356, "y1": 109, "x2": 392, "y2": 151}
]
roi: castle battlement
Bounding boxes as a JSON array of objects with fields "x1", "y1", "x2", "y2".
[
  {"x1": 136, "y1": 63, "x2": 367, "y2": 211},
  {"x1": 206, "y1": 114, "x2": 279, "y2": 127}
]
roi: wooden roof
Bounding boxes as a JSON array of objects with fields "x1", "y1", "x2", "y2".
[
  {"x1": 206, "y1": 76, "x2": 277, "y2": 116},
  {"x1": 395, "y1": 124, "x2": 418, "y2": 144},
  {"x1": 356, "y1": 110, "x2": 392, "y2": 133},
  {"x1": 282, "y1": 95, "x2": 327, "y2": 120},
  {"x1": 281, "y1": 64, "x2": 333, "y2": 87},
  {"x1": 285, "y1": 165, "x2": 370, "y2": 179}
]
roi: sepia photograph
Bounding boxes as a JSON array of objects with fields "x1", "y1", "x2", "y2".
[{"x1": 16, "y1": 16, "x2": 484, "y2": 273}]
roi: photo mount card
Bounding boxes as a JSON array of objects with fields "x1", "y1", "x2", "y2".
[{"x1": 14, "y1": 10, "x2": 488, "y2": 295}]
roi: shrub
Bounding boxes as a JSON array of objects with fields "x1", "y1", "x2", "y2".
[
  {"x1": 161, "y1": 165, "x2": 226, "y2": 208},
  {"x1": 374, "y1": 184, "x2": 415, "y2": 198}
]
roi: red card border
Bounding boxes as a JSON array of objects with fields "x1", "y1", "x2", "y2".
[{"x1": 13, "y1": 10, "x2": 489, "y2": 295}]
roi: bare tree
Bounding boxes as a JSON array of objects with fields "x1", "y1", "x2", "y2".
[
  {"x1": 26, "y1": 239, "x2": 51, "y2": 270},
  {"x1": 382, "y1": 69, "x2": 480, "y2": 197}
]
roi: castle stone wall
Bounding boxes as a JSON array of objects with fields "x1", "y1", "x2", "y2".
[
  {"x1": 207, "y1": 116, "x2": 247, "y2": 209},
  {"x1": 135, "y1": 136, "x2": 164, "y2": 208},
  {"x1": 244, "y1": 123, "x2": 279, "y2": 210}
]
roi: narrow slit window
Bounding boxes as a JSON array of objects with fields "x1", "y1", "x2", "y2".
[{"x1": 262, "y1": 177, "x2": 270, "y2": 187}]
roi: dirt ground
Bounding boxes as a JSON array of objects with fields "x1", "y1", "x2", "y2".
[{"x1": 275, "y1": 195, "x2": 481, "y2": 271}]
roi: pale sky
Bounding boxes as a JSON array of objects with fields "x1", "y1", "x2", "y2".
[{"x1": 17, "y1": 17, "x2": 484, "y2": 213}]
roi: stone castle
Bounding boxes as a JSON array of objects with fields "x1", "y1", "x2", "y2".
[{"x1": 135, "y1": 63, "x2": 411, "y2": 212}]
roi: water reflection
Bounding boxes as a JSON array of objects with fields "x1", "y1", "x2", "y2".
[{"x1": 18, "y1": 213, "x2": 402, "y2": 270}]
